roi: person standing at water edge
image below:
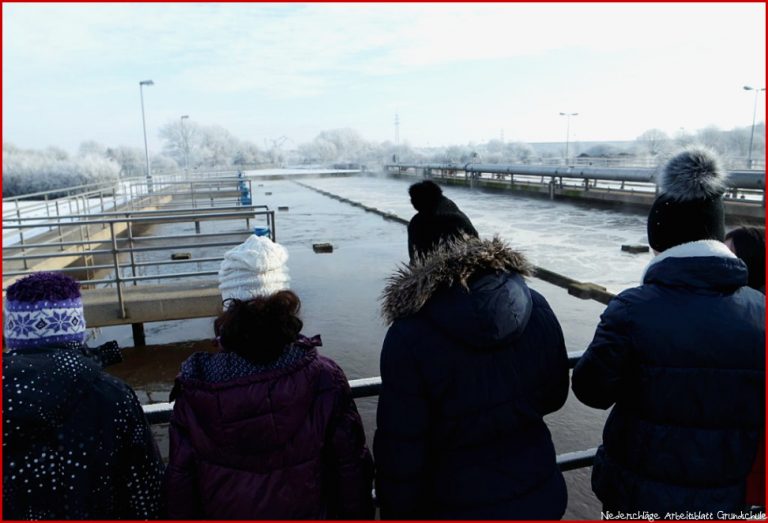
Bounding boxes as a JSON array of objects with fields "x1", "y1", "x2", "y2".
[
  {"x1": 406, "y1": 180, "x2": 479, "y2": 262},
  {"x1": 572, "y1": 148, "x2": 765, "y2": 514},
  {"x1": 374, "y1": 183, "x2": 570, "y2": 519},
  {"x1": 2, "y1": 272, "x2": 164, "y2": 519},
  {"x1": 165, "y1": 235, "x2": 374, "y2": 519}
]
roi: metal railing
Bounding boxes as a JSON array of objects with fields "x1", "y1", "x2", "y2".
[
  {"x1": 3, "y1": 174, "x2": 255, "y2": 247},
  {"x1": 2, "y1": 205, "x2": 275, "y2": 317},
  {"x1": 141, "y1": 351, "x2": 596, "y2": 471},
  {"x1": 386, "y1": 163, "x2": 766, "y2": 202}
]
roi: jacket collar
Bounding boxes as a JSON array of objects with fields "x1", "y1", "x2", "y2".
[
  {"x1": 642, "y1": 239, "x2": 747, "y2": 290},
  {"x1": 381, "y1": 235, "x2": 532, "y2": 324},
  {"x1": 642, "y1": 240, "x2": 736, "y2": 279}
]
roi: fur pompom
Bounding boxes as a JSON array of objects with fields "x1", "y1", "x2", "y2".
[
  {"x1": 409, "y1": 180, "x2": 443, "y2": 212},
  {"x1": 659, "y1": 147, "x2": 728, "y2": 201}
]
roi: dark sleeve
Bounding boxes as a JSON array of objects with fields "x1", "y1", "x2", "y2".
[
  {"x1": 572, "y1": 296, "x2": 633, "y2": 410},
  {"x1": 165, "y1": 401, "x2": 204, "y2": 519},
  {"x1": 373, "y1": 323, "x2": 431, "y2": 519},
  {"x1": 529, "y1": 291, "x2": 570, "y2": 416},
  {"x1": 407, "y1": 219, "x2": 418, "y2": 261},
  {"x1": 324, "y1": 367, "x2": 375, "y2": 519},
  {"x1": 114, "y1": 391, "x2": 166, "y2": 519}
]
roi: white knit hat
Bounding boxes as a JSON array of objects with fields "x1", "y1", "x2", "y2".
[{"x1": 218, "y1": 235, "x2": 290, "y2": 303}]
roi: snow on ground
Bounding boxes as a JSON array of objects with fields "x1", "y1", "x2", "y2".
[{"x1": 2, "y1": 181, "x2": 147, "y2": 247}]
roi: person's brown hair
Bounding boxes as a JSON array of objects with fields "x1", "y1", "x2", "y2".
[{"x1": 214, "y1": 290, "x2": 303, "y2": 364}]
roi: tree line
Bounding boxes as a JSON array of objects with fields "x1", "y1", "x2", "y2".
[{"x1": 3, "y1": 121, "x2": 764, "y2": 198}]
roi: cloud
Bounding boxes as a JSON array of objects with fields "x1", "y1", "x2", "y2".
[{"x1": 5, "y1": 3, "x2": 764, "y2": 97}]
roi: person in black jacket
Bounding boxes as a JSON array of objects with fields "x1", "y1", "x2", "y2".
[
  {"x1": 572, "y1": 148, "x2": 765, "y2": 515},
  {"x1": 3, "y1": 272, "x2": 164, "y2": 519},
  {"x1": 374, "y1": 181, "x2": 569, "y2": 519},
  {"x1": 407, "y1": 180, "x2": 479, "y2": 262}
]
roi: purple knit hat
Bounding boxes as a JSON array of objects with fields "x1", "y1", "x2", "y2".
[{"x1": 4, "y1": 272, "x2": 86, "y2": 350}]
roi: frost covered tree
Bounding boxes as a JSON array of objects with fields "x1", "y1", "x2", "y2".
[
  {"x1": 636, "y1": 129, "x2": 671, "y2": 156},
  {"x1": 105, "y1": 146, "x2": 145, "y2": 178},
  {"x1": 233, "y1": 142, "x2": 265, "y2": 167},
  {"x1": 151, "y1": 154, "x2": 178, "y2": 173},
  {"x1": 503, "y1": 142, "x2": 536, "y2": 163},
  {"x1": 3, "y1": 143, "x2": 120, "y2": 198}
]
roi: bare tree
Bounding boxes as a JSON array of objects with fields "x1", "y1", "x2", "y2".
[{"x1": 636, "y1": 129, "x2": 671, "y2": 156}]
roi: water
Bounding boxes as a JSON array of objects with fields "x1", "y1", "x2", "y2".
[{"x1": 99, "y1": 175, "x2": 658, "y2": 519}]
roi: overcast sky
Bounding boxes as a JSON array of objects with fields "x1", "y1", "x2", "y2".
[{"x1": 3, "y1": 3, "x2": 765, "y2": 153}]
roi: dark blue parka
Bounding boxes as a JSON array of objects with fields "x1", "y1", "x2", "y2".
[
  {"x1": 572, "y1": 240, "x2": 765, "y2": 513},
  {"x1": 375, "y1": 237, "x2": 569, "y2": 519}
]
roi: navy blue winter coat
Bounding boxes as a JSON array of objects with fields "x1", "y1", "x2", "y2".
[
  {"x1": 375, "y1": 236, "x2": 569, "y2": 519},
  {"x1": 572, "y1": 240, "x2": 765, "y2": 514}
]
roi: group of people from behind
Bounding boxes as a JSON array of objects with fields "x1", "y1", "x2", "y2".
[{"x1": 2, "y1": 147, "x2": 764, "y2": 520}]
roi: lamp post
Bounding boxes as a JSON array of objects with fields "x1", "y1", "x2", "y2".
[
  {"x1": 139, "y1": 79, "x2": 154, "y2": 191},
  {"x1": 743, "y1": 85, "x2": 765, "y2": 169},
  {"x1": 180, "y1": 115, "x2": 190, "y2": 172},
  {"x1": 559, "y1": 112, "x2": 578, "y2": 165}
]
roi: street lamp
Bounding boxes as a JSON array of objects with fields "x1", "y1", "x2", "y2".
[
  {"x1": 743, "y1": 85, "x2": 765, "y2": 169},
  {"x1": 139, "y1": 79, "x2": 154, "y2": 191},
  {"x1": 559, "y1": 112, "x2": 579, "y2": 165},
  {"x1": 180, "y1": 115, "x2": 190, "y2": 172}
]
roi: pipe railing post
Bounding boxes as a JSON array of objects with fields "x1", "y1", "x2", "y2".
[
  {"x1": 44, "y1": 194, "x2": 52, "y2": 231},
  {"x1": 16, "y1": 206, "x2": 28, "y2": 270},
  {"x1": 55, "y1": 200, "x2": 64, "y2": 251},
  {"x1": 109, "y1": 221, "x2": 127, "y2": 319},
  {"x1": 127, "y1": 217, "x2": 138, "y2": 286}
]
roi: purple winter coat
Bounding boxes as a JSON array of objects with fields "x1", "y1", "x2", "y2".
[{"x1": 165, "y1": 337, "x2": 374, "y2": 519}]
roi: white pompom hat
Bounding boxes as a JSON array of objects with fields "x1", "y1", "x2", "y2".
[{"x1": 218, "y1": 235, "x2": 290, "y2": 304}]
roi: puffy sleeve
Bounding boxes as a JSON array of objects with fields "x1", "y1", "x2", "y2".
[
  {"x1": 373, "y1": 322, "x2": 431, "y2": 519},
  {"x1": 572, "y1": 296, "x2": 634, "y2": 410},
  {"x1": 165, "y1": 391, "x2": 204, "y2": 519},
  {"x1": 114, "y1": 391, "x2": 166, "y2": 519},
  {"x1": 324, "y1": 365, "x2": 375, "y2": 519}
]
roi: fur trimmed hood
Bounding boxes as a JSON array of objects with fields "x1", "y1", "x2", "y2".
[{"x1": 381, "y1": 235, "x2": 533, "y2": 324}]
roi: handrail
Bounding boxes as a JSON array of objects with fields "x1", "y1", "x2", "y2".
[
  {"x1": 2, "y1": 175, "x2": 255, "y2": 246},
  {"x1": 141, "y1": 350, "x2": 594, "y2": 471},
  {"x1": 2, "y1": 205, "x2": 275, "y2": 318},
  {"x1": 387, "y1": 162, "x2": 766, "y2": 190},
  {"x1": 2, "y1": 208, "x2": 272, "y2": 229},
  {"x1": 3, "y1": 204, "x2": 272, "y2": 223}
]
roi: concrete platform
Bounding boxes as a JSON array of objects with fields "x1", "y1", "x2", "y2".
[{"x1": 82, "y1": 280, "x2": 222, "y2": 327}]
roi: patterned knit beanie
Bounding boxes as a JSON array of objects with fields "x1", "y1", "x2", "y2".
[
  {"x1": 218, "y1": 235, "x2": 290, "y2": 305},
  {"x1": 4, "y1": 272, "x2": 87, "y2": 350}
]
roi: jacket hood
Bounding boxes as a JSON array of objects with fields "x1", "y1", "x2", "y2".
[
  {"x1": 3, "y1": 347, "x2": 102, "y2": 445},
  {"x1": 643, "y1": 239, "x2": 748, "y2": 291},
  {"x1": 173, "y1": 346, "x2": 320, "y2": 456},
  {"x1": 382, "y1": 236, "x2": 534, "y2": 349}
]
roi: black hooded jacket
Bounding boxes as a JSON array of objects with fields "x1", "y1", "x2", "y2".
[{"x1": 374, "y1": 237, "x2": 569, "y2": 519}]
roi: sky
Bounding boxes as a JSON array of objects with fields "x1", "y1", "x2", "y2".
[{"x1": 2, "y1": 2, "x2": 766, "y2": 153}]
